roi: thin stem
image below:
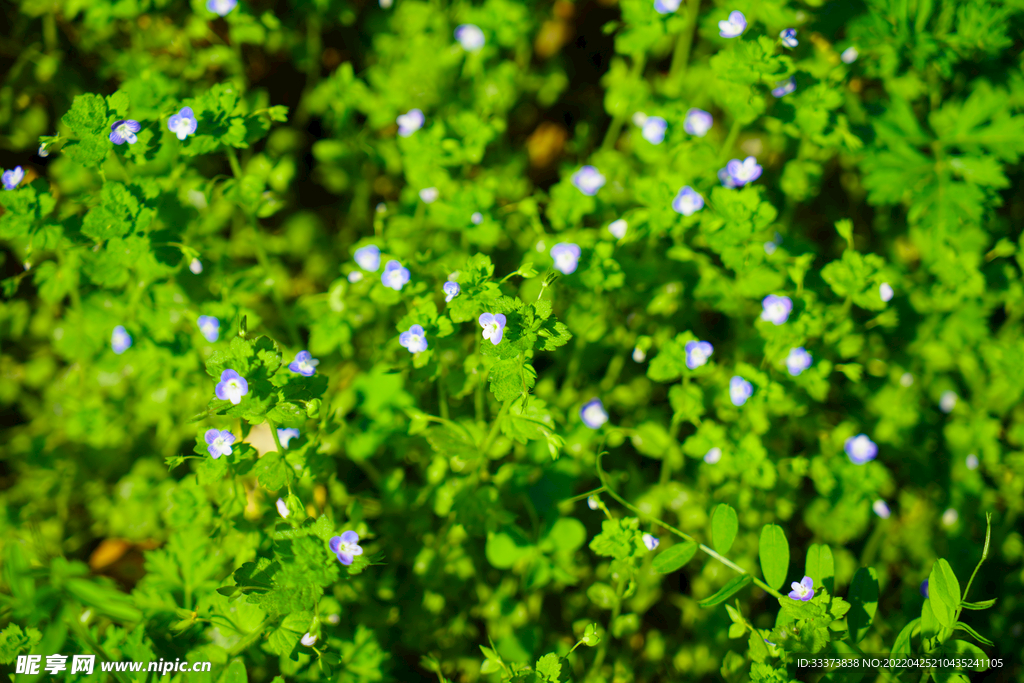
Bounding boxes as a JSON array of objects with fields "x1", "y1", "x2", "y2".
[
  {"x1": 718, "y1": 118, "x2": 743, "y2": 165},
  {"x1": 560, "y1": 486, "x2": 606, "y2": 506},
  {"x1": 596, "y1": 452, "x2": 784, "y2": 600},
  {"x1": 226, "y1": 147, "x2": 243, "y2": 179},
  {"x1": 267, "y1": 418, "x2": 285, "y2": 453},
  {"x1": 437, "y1": 374, "x2": 450, "y2": 421},
  {"x1": 587, "y1": 577, "x2": 624, "y2": 681},
  {"x1": 601, "y1": 54, "x2": 647, "y2": 151},
  {"x1": 480, "y1": 400, "x2": 511, "y2": 455},
  {"x1": 668, "y1": 0, "x2": 701, "y2": 83},
  {"x1": 227, "y1": 617, "x2": 274, "y2": 656},
  {"x1": 962, "y1": 513, "x2": 992, "y2": 603}
]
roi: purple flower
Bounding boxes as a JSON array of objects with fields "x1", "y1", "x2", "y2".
[
  {"x1": 780, "y1": 29, "x2": 798, "y2": 48},
  {"x1": 920, "y1": 580, "x2": 929, "y2": 598},
  {"x1": 730, "y1": 376, "x2": 753, "y2": 406},
  {"x1": 397, "y1": 109, "x2": 424, "y2": 137},
  {"x1": 845, "y1": 434, "x2": 877, "y2": 465},
  {"x1": 2, "y1": 166, "x2": 25, "y2": 190},
  {"x1": 719, "y1": 10, "x2": 747, "y2": 38},
  {"x1": 642, "y1": 533, "x2": 660, "y2": 550},
  {"x1": 761, "y1": 295, "x2": 793, "y2": 325},
  {"x1": 215, "y1": 369, "x2": 249, "y2": 405},
  {"x1": 880, "y1": 282, "x2": 894, "y2": 302},
  {"x1": 718, "y1": 167, "x2": 741, "y2": 188},
  {"x1": 841, "y1": 47, "x2": 858, "y2": 64},
  {"x1": 168, "y1": 107, "x2": 197, "y2": 141},
  {"x1": 381, "y1": 260, "x2": 410, "y2": 290},
  {"x1": 571, "y1": 166, "x2": 605, "y2": 196},
  {"x1": 354, "y1": 245, "x2": 381, "y2": 272},
  {"x1": 653, "y1": 0, "x2": 681, "y2": 14},
  {"x1": 873, "y1": 500, "x2": 891, "y2": 519},
  {"x1": 685, "y1": 340, "x2": 713, "y2": 369},
  {"x1": 109, "y1": 120, "x2": 141, "y2": 145},
  {"x1": 111, "y1": 326, "x2": 132, "y2": 354},
  {"x1": 207, "y1": 0, "x2": 237, "y2": 15},
  {"x1": 443, "y1": 281, "x2": 460, "y2": 303},
  {"x1": 278, "y1": 428, "x2": 300, "y2": 448},
  {"x1": 789, "y1": 576, "x2": 814, "y2": 601},
  {"x1": 204, "y1": 428, "x2": 235, "y2": 458},
  {"x1": 330, "y1": 530, "x2": 364, "y2": 565},
  {"x1": 455, "y1": 24, "x2": 485, "y2": 51},
  {"x1": 399, "y1": 325, "x2": 428, "y2": 353},
  {"x1": 641, "y1": 116, "x2": 668, "y2": 144},
  {"x1": 479, "y1": 313, "x2": 507, "y2": 345},
  {"x1": 551, "y1": 242, "x2": 581, "y2": 274},
  {"x1": 197, "y1": 315, "x2": 220, "y2": 343},
  {"x1": 725, "y1": 156, "x2": 763, "y2": 186},
  {"x1": 786, "y1": 347, "x2": 812, "y2": 376},
  {"x1": 684, "y1": 109, "x2": 713, "y2": 137},
  {"x1": 288, "y1": 350, "x2": 320, "y2": 377},
  {"x1": 772, "y1": 77, "x2": 797, "y2": 98},
  {"x1": 580, "y1": 399, "x2": 608, "y2": 429},
  {"x1": 672, "y1": 186, "x2": 704, "y2": 216}
]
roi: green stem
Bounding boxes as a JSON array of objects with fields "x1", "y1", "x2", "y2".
[
  {"x1": 438, "y1": 373, "x2": 450, "y2": 421},
  {"x1": 226, "y1": 147, "x2": 243, "y2": 179},
  {"x1": 480, "y1": 400, "x2": 511, "y2": 455},
  {"x1": 962, "y1": 513, "x2": 992, "y2": 603},
  {"x1": 587, "y1": 578, "x2": 625, "y2": 681},
  {"x1": 596, "y1": 452, "x2": 785, "y2": 599},
  {"x1": 67, "y1": 616, "x2": 132, "y2": 683},
  {"x1": 601, "y1": 54, "x2": 647, "y2": 151},
  {"x1": 267, "y1": 418, "x2": 285, "y2": 453},
  {"x1": 718, "y1": 118, "x2": 743, "y2": 165},
  {"x1": 227, "y1": 617, "x2": 274, "y2": 656},
  {"x1": 43, "y1": 14, "x2": 57, "y2": 53},
  {"x1": 668, "y1": 0, "x2": 701, "y2": 83}
]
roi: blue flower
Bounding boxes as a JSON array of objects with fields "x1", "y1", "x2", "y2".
[
  {"x1": 354, "y1": 245, "x2": 381, "y2": 272},
  {"x1": 550, "y1": 242, "x2": 581, "y2": 274},
  {"x1": 2, "y1": 166, "x2": 25, "y2": 190},
  {"x1": 725, "y1": 156, "x2": 763, "y2": 186},
  {"x1": 399, "y1": 325, "x2": 428, "y2": 353},
  {"x1": 845, "y1": 434, "x2": 877, "y2": 465},
  {"x1": 780, "y1": 28, "x2": 798, "y2": 48},
  {"x1": 288, "y1": 350, "x2": 320, "y2": 377},
  {"x1": 204, "y1": 428, "x2": 235, "y2": 459},
  {"x1": 685, "y1": 340, "x2": 713, "y2": 369},
  {"x1": 381, "y1": 260, "x2": 410, "y2": 290},
  {"x1": 329, "y1": 530, "x2": 364, "y2": 565},
  {"x1": 197, "y1": 315, "x2": 220, "y2": 343},
  {"x1": 719, "y1": 10, "x2": 747, "y2": 38},
  {"x1": 704, "y1": 447, "x2": 722, "y2": 464},
  {"x1": 873, "y1": 500, "x2": 891, "y2": 519},
  {"x1": 672, "y1": 186, "x2": 704, "y2": 216},
  {"x1": 207, "y1": 0, "x2": 237, "y2": 15},
  {"x1": 455, "y1": 24, "x2": 485, "y2": 51},
  {"x1": 479, "y1": 312, "x2": 507, "y2": 345},
  {"x1": 397, "y1": 109, "x2": 424, "y2": 137},
  {"x1": 641, "y1": 116, "x2": 667, "y2": 144},
  {"x1": 730, "y1": 376, "x2": 753, "y2": 406},
  {"x1": 168, "y1": 107, "x2": 197, "y2": 140},
  {"x1": 580, "y1": 399, "x2": 608, "y2": 429},
  {"x1": 717, "y1": 167, "x2": 741, "y2": 188},
  {"x1": 761, "y1": 294, "x2": 793, "y2": 325},
  {"x1": 215, "y1": 369, "x2": 249, "y2": 405},
  {"x1": 571, "y1": 166, "x2": 605, "y2": 196},
  {"x1": 841, "y1": 47, "x2": 859, "y2": 63},
  {"x1": 443, "y1": 281, "x2": 460, "y2": 303},
  {"x1": 642, "y1": 533, "x2": 660, "y2": 550},
  {"x1": 786, "y1": 347, "x2": 812, "y2": 376},
  {"x1": 772, "y1": 77, "x2": 797, "y2": 98},
  {"x1": 111, "y1": 326, "x2": 132, "y2": 354},
  {"x1": 109, "y1": 120, "x2": 141, "y2": 145},
  {"x1": 608, "y1": 219, "x2": 627, "y2": 239},
  {"x1": 880, "y1": 282, "x2": 894, "y2": 302},
  {"x1": 920, "y1": 579, "x2": 929, "y2": 598},
  {"x1": 684, "y1": 109, "x2": 713, "y2": 137},
  {"x1": 653, "y1": 0, "x2": 681, "y2": 14},
  {"x1": 419, "y1": 187, "x2": 439, "y2": 203},
  {"x1": 789, "y1": 576, "x2": 814, "y2": 601},
  {"x1": 278, "y1": 428, "x2": 300, "y2": 448}
]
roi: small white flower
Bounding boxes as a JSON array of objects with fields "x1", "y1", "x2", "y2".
[
  {"x1": 880, "y1": 282, "x2": 894, "y2": 302},
  {"x1": 276, "y1": 498, "x2": 290, "y2": 518},
  {"x1": 455, "y1": 24, "x2": 485, "y2": 51},
  {"x1": 301, "y1": 633, "x2": 318, "y2": 647},
  {"x1": 419, "y1": 187, "x2": 439, "y2": 203},
  {"x1": 632, "y1": 347, "x2": 646, "y2": 363},
  {"x1": 348, "y1": 271, "x2": 364, "y2": 283},
  {"x1": 471, "y1": 212, "x2": 483, "y2": 224},
  {"x1": 587, "y1": 495, "x2": 599, "y2": 510},
  {"x1": 939, "y1": 391, "x2": 957, "y2": 413},
  {"x1": 608, "y1": 219, "x2": 627, "y2": 240},
  {"x1": 841, "y1": 47, "x2": 858, "y2": 64},
  {"x1": 642, "y1": 533, "x2": 660, "y2": 551},
  {"x1": 900, "y1": 373, "x2": 914, "y2": 387},
  {"x1": 704, "y1": 447, "x2": 722, "y2": 464},
  {"x1": 966, "y1": 453, "x2": 979, "y2": 470},
  {"x1": 189, "y1": 258, "x2": 203, "y2": 274},
  {"x1": 872, "y1": 500, "x2": 891, "y2": 519},
  {"x1": 942, "y1": 508, "x2": 959, "y2": 527}
]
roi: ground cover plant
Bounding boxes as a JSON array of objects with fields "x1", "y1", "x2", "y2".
[{"x1": 1, "y1": 0, "x2": 1023, "y2": 681}]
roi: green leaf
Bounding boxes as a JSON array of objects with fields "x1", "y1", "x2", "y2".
[
  {"x1": 586, "y1": 582, "x2": 618, "y2": 610},
  {"x1": 252, "y1": 450, "x2": 295, "y2": 491},
  {"x1": 960, "y1": 598, "x2": 996, "y2": 610},
  {"x1": 60, "y1": 93, "x2": 109, "y2": 167},
  {"x1": 698, "y1": 574, "x2": 752, "y2": 608},
  {"x1": 928, "y1": 558, "x2": 962, "y2": 628},
  {"x1": 218, "y1": 659, "x2": 248, "y2": 683},
  {"x1": 953, "y1": 621, "x2": 993, "y2": 646},
  {"x1": 889, "y1": 618, "x2": 920, "y2": 661},
  {"x1": 805, "y1": 544, "x2": 835, "y2": 595},
  {"x1": 651, "y1": 541, "x2": 698, "y2": 574},
  {"x1": 485, "y1": 532, "x2": 531, "y2": 569},
  {"x1": 847, "y1": 567, "x2": 878, "y2": 643},
  {"x1": 711, "y1": 504, "x2": 738, "y2": 554},
  {"x1": 758, "y1": 525, "x2": 789, "y2": 591}
]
